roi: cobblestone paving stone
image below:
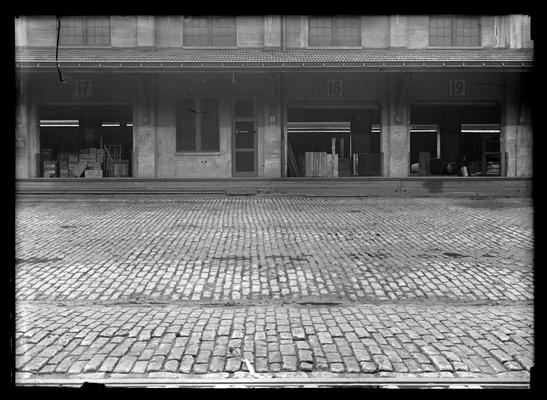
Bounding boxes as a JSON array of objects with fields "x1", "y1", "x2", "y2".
[
  {"x1": 14, "y1": 196, "x2": 534, "y2": 381},
  {"x1": 15, "y1": 197, "x2": 533, "y2": 304},
  {"x1": 15, "y1": 303, "x2": 533, "y2": 378}
]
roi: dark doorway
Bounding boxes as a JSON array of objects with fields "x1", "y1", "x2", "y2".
[
  {"x1": 410, "y1": 104, "x2": 501, "y2": 176},
  {"x1": 39, "y1": 104, "x2": 132, "y2": 177},
  {"x1": 287, "y1": 108, "x2": 382, "y2": 177}
]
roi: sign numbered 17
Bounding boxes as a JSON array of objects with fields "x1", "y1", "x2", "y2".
[{"x1": 74, "y1": 80, "x2": 93, "y2": 97}]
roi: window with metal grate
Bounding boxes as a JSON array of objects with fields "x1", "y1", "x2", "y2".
[
  {"x1": 183, "y1": 16, "x2": 236, "y2": 47},
  {"x1": 176, "y1": 98, "x2": 220, "y2": 152},
  {"x1": 429, "y1": 16, "x2": 481, "y2": 47},
  {"x1": 59, "y1": 16, "x2": 111, "y2": 46},
  {"x1": 308, "y1": 16, "x2": 361, "y2": 47}
]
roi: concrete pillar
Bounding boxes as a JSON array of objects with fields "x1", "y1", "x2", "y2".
[
  {"x1": 390, "y1": 15, "x2": 407, "y2": 48},
  {"x1": 264, "y1": 16, "x2": 281, "y2": 48},
  {"x1": 522, "y1": 15, "x2": 533, "y2": 48},
  {"x1": 406, "y1": 16, "x2": 428, "y2": 49},
  {"x1": 27, "y1": 99, "x2": 40, "y2": 178},
  {"x1": 515, "y1": 75, "x2": 532, "y2": 177},
  {"x1": 137, "y1": 16, "x2": 155, "y2": 47},
  {"x1": 111, "y1": 16, "x2": 138, "y2": 47},
  {"x1": 132, "y1": 75, "x2": 156, "y2": 178},
  {"x1": 237, "y1": 16, "x2": 264, "y2": 47},
  {"x1": 381, "y1": 90, "x2": 390, "y2": 177},
  {"x1": 516, "y1": 122, "x2": 533, "y2": 177},
  {"x1": 502, "y1": 74, "x2": 520, "y2": 177},
  {"x1": 263, "y1": 74, "x2": 282, "y2": 177},
  {"x1": 15, "y1": 74, "x2": 29, "y2": 179},
  {"x1": 508, "y1": 15, "x2": 523, "y2": 49},
  {"x1": 15, "y1": 16, "x2": 27, "y2": 46},
  {"x1": 387, "y1": 74, "x2": 410, "y2": 177}
]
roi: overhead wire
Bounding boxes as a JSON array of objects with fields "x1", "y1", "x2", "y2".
[{"x1": 56, "y1": 17, "x2": 67, "y2": 84}]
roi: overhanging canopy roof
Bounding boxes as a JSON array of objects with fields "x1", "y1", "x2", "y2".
[{"x1": 15, "y1": 47, "x2": 534, "y2": 71}]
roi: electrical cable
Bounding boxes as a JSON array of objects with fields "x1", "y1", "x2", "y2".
[{"x1": 56, "y1": 17, "x2": 66, "y2": 84}]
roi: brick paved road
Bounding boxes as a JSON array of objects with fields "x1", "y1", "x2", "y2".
[{"x1": 14, "y1": 196, "x2": 534, "y2": 382}]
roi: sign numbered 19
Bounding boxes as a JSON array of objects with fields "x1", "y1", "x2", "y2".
[
  {"x1": 327, "y1": 80, "x2": 343, "y2": 97},
  {"x1": 448, "y1": 80, "x2": 466, "y2": 96}
]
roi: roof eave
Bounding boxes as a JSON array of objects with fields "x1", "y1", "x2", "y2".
[{"x1": 15, "y1": 61, "x2": 534, "y2": 72}]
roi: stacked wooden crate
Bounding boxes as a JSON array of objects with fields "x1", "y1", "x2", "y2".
[
  {"x1": 58, "y1": 160, "x2": 69, "y2": 177},
  {"x1": 76, "y1": 148, "x2": 104, "y2": 177},
  {"x1": 79, "y1": 148, "x2": 92, "y2": 167},
  {"x1": 84, "y1": 169, "x2": 104, "y2": 178},
  {"x1": 96, "y1": 148, "x2": 105, "y2": 165},
  {"x1": 57, "y1": 152, "x2": 74, "y2": 178},
  {"x1": 486, "y1": 161, "x2": 501, "y2": 175},
  {"x1": 43, "y1": 160, "x2": 57, "y2": 177},
  {"x1": 68, "y1": 154, "x2": 79, "y2": 177}
]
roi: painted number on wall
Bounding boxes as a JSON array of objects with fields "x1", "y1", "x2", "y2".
[
  {"x1": 327, "y1": 80, "x2": 343, "y2": 97},
  {"x1": 449, "y1": 80, "x2": 466, "y2": 96},
  {"x1": 74, "y1": 80, "x2": 93, "y2": 97}
]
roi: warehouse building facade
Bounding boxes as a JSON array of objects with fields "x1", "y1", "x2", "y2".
[{"x1": 15, "y1": 15, "x2": 533, "y2": 180}]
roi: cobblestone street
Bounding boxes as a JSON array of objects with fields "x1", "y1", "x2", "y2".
[{"x1": 14, "y1": 196, "x2": 534, "y2": 383}]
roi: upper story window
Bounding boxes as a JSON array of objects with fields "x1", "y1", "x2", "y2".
[
  {"x1": 183, "y1": 17, "x2": 236, "y2": 47},
  {"x1": 429, "y1": 16, "x2": 481, "y2": 47},
  {"x1": 308, "y1": 16, "x2": 361, "y2": 47},
  {"x1": 59, "y1": 16, "x2": 111, "y2": 46}
]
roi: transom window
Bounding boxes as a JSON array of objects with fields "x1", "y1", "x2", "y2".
[
  {"x1": 59, "y1": 16, "x2": 111, "y2": 46},
  {"x1": 308, "y1": 16, "x2": 361, "y2": 47},
  {"x1": 183, "y1": 17, "x2": 236, "y2": 47},
  {"x1": 429, "y1": 16, "x2": 481, "y2": 47},
  {"x1": 176, "y1": 98, "x2": 220, "y2": 152}
]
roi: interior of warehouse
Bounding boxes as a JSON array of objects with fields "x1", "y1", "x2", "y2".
[
  {"x1": 287, "y1": 108, "x2": 382, "y2": 177},
  {"x1": 409, "y1": 104, "x2": 502, "y2": 176},
  {"x1": 39, "y1": 104, "x2": 133, "y2": 178}
]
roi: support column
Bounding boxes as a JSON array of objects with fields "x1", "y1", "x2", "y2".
[
  {"x1": 15, "y1": 74, "x2": 29, "y2": 179},
  {"x1": 516, "y1": 102, "x2": 533, "y2": 177},
  {"x1": 387, "y1": 74, "x2": 410, "y2": 177},
  {"x1": 280, "y1": 73, "x2": 287, "y2": 177},
  {"x1": 502, "y1": 74, "x2": 519, "y2": 177},
  {"x1": 264, "y1": 16, "x2": 281, "y2": 48},
  {"x1": 132, "y1": 75, "x2": 156, "y2": 178},
  {"x1": 28, "y1": 98, "x2": 40, "y2": 178},
  {"x1": 263, "y1": 73, "x2": 282, "y2": 177},
  {"x1": 381, "y1": 81, "x2": 390, "y2": 177}
]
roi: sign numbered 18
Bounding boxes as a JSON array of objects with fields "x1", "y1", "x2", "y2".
[
  {"x1": 449, "y1": 80, "x2": 466, "y2": 96},
  {"x1": 327, "y1": 80, "x2": 343, "y2": 97}
]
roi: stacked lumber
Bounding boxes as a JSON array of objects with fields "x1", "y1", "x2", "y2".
[
  {"x1": 57, "y1": 152, "x2": 78, "y2": 178},
  {"x1": 304, "y1": 152, "x2": 338, "y2": 177},
  {"x1": 58, "y1": 161, "x2": 69, "y2": 177}
]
